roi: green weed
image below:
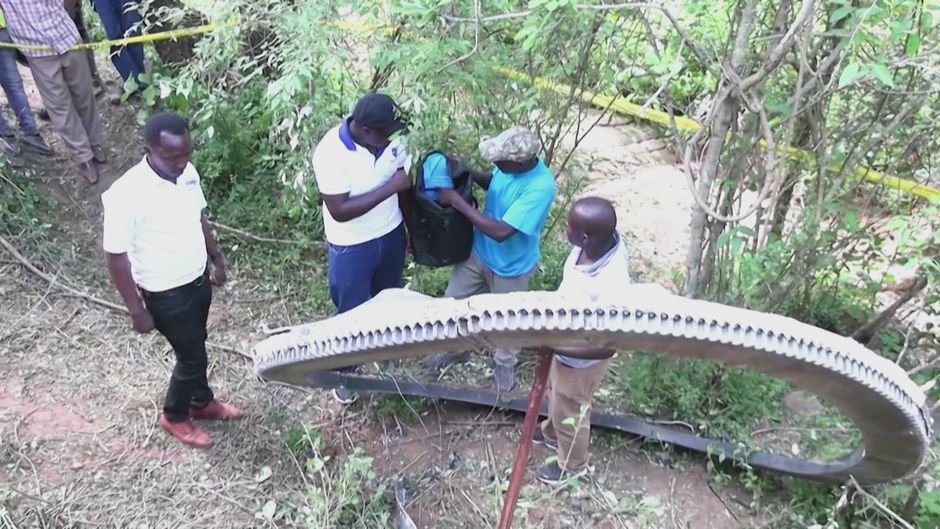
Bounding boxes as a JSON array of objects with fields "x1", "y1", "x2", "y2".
[{"x1": 367, "y1": 394, "x2": 430, "y2": 425}]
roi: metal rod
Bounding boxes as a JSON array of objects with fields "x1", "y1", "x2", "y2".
[{"x1": 497, "y1": 347, "x2": 554, "y2": 529}]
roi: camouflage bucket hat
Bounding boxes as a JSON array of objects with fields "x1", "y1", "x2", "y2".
[{"x1": 478, "y1": 126, "x2": 540, "y2": 163}]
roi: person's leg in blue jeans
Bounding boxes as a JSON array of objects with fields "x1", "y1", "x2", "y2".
[
  {"x1": 325, "y1": 238, "x2": 381, "y2": 402},
  {"x1": 0, "y1": 29, "x2": 50, "y2": 155},
  {"x1": 370, "y1": 223, "x2": 406, "y2": 370},
  {"x1": 322, "y1": 225, "x2": 405, "y2": 403},
  {"x1": 371, "y1": 223, "x2": 406, "y2": 296},
  {"x1": 120, "y1": 1, "x2": 146, "y2": 76},
  {"x1": 91, "y1": 0, "x2": 146, "y2": 95},
  {"x1": 0, "y1": 42, "x2": 20, "y2": 155}
]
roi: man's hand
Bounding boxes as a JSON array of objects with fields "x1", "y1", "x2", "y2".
[
  {"x1": 390, "y1": 169, "x2": 412, "y2": 193},
  {"x1": 131, "y1": 309, "x2": 155, "y2": 334},
  {"x1": 436, "y1": 188, "x2": 461, "y2": 207},
  {"x1": 209, "y1": 254, "x2": 227, "y2": 286}
]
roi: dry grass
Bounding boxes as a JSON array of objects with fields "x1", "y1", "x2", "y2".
[{"x1": 0, "y1": 256, "x2": 329, "y2": 528}]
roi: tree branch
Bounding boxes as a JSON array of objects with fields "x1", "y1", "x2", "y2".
[
  {"x1": 740, "y1": 0, "x2": 817, "y2": 91},
  {"x1": 851, "y1": 275, "x2": 927, "y2": 345},
  {"x1": 0, "y1": 233, "x2": 248, "y2": 358}
]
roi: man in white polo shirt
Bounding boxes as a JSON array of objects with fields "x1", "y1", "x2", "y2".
[
  {"x1": 102, "y1": 112, "x2": 243, "y2": 449},
  {"x1": 311, "y1": 92, "x2": 412, "y2": 404}
]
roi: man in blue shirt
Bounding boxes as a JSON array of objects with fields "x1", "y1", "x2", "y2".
[{"x1": 428, "y1": 126, "x2": 556, "y2": 392}]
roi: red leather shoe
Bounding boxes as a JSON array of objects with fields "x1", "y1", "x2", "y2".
[
  {"x1": 159, "y1": 415, "x2": 213, "y2": 448},
  {"x1": 190, "y1": 399, "x2": 245, "y2": 421}
]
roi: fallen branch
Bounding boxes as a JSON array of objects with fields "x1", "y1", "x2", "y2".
[
  {"x1": 706, "y1": 481, "x2": 744, "y2": 527},
  {"x1": 0, "y1": 233, "x2": 126, "y2": 312},
  {"x1": 848, "y1": 475, "x2": 915, "y2": 529},
  {"x1": 0, "y1": 233, "x2": 250, "y2": 359},
  {"x1": 908, "y1": 357, "x2": 940, "y2": 377},
  {"x1": 210, "y1": 221, "x2": 303, "y2": 245},
  {"x1": 207, "y1": 341, "x2": 252, "y2": 360},
  {"x1": 750, "y1": 426, "x2": 855, "y2": 437}
]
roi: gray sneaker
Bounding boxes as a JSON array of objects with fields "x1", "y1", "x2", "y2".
[
  {"x1": 20, "y1": 133, "x2": 52, "y2": 155},
  {"x1": 0, "y1": 134, "x2": 21, "y2": 157}
]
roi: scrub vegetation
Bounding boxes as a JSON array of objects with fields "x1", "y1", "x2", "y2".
[{"x1": 1, "y1": 0, "x2": 938, "y2": 527}]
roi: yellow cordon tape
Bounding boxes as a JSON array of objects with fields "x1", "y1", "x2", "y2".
[
  {"x1": 0, "y1": 23, "x2": 219, "y2": 52},
  {"x1": 2, "y1": 19, "x2": 934, "y2": 201},
  {"x1": 495, "y1": 67, "x2": 940, "y2": 203}
]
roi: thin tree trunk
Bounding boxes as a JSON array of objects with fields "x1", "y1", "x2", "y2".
[
  {"x1": 683, "y1": 96, "x2": 740, "y2": 296},
  {"x1": 770, "y1": 123, "x2": 811, "y2": 236},
  {"x1": 683, "y1": 0, "x2": 758, "y2": 296}
]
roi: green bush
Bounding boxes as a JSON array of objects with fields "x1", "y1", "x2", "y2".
[
  {"x1": 0, "y1": 165, "x2": 51, "y2": 245},
  {"x1": 617, "y1": 354, "x2": 787, "y2": 439}
]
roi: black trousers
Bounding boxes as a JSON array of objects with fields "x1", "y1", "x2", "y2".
[{"x1": 142, "y1": 272, "x2": 214, "y2": 422}]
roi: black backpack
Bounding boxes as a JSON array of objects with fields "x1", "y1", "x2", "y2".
[{"x1": 410, "y1": 152, "x2": 475, "y2": 267}]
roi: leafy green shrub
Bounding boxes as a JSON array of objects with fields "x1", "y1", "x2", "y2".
[
  {"x1": 617, "y1": 354, "x2": 787, "y2": 439},
  {"x1": 0, "y1": 166, "x2": 51, "y2": 245},
  {"x1": 293, "y1": 427, "x2": 390, "y2": 528}
]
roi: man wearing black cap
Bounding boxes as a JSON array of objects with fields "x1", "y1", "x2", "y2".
[{"x1": 311, "y1": 92, "x2": 412, "y2": 404}]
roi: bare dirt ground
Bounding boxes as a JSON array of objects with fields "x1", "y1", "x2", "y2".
[{"x1": 1, "y1": 58, "x2": 781, "y2": 528}]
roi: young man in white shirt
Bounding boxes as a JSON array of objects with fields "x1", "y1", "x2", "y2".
[
  {"x1": 311, "y1": 92, "x2": 412, "y2": 404},
  {"x1": 532, "y1": 196, "x2": 631, "y2": 484},
  {"x1": 102, "y1": 113, "x2": 243, "y2": 449}
]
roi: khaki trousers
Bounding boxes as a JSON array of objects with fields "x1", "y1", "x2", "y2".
[
  {"x1": 27, "y1": 51, "x2": 103, "y2": 164},
  {"x1": 445, "y1": 251, "x2": 533, "y2": 367},
  {"x1": 540, "y1": 357, "x2": 612, "y2": 471}
]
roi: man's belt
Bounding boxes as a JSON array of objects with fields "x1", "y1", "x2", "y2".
[{"x1": 139, "y1": 268, "x2": 208, "y2": 299}]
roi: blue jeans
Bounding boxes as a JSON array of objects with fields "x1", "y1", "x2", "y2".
[
  {"x1": 327, "y1": 223, "x2": 406, "y2": 372},
  {"x1": 91, "y1": 0, "x2": 146, "y2": 83},
  {"x1": 0, "y1": 29, "x2": 37, "y2": 136}
]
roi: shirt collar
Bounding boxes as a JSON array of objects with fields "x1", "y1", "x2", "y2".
[
  {"x1": 143, "y1": 155, "x2": 184, "y2": 186},
  {"x1": 575, "y1": 234, "x2": 621, "y2": 276},
  {"x1": 339, "y1": 117, "x2": 391, "y2": 160},
  {"x1": 338, "y1": 117, "x2": 357, "y2": 152}
]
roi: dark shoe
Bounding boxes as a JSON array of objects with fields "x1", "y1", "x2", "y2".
[
  {"x1": 423, "y1": 351, "x2": 470, "y2": 375},
  {"x1": 20, "y1": 134, "x2": 52, "y2": 155},
  {"x1": 533, "y1": 428, "x2": 559, "y2": 452},
  {"x1": 37, "y1": 108, "x2": 50, "y2": 122},
  {"x1": 190, "y1": 399, "x2": 245, "y2": 421},
  {"x1": 494, "y1": 364, "x2": 515, "y2": 393},
  {"x1": 159, "y1": 414, "x2": 213, "y2": 449},
  {"x1": 535, "y1": 462, "x2": 588, "y2": 485},
  {"x1": 332, "y1": 387, "x2": 357, "y2": 405},
  {"x1": 0, "y1": 134, "x2": 21, "y2": 156},
  {"x1": 92, "y1": 145, "x2": 108, "y2": 164},
  {"x1": 77, "y1": 161, "x2": 99, "y2": 184}
]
